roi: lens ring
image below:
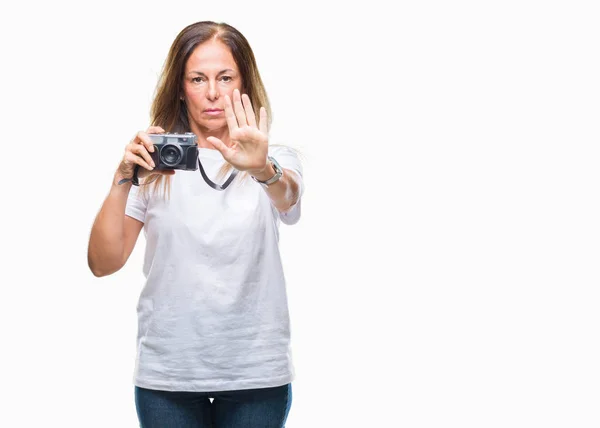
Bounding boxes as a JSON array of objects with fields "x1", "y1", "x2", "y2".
[{"x1": 160, "y1": 144, "x2": 183, "y2": 166}]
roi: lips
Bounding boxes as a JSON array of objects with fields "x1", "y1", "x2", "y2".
[{"x1": 203, "y1": 108, "x2": 223, "y2": 116}]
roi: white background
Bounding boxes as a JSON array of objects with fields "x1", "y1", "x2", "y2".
[{"x1": 1, "y1": 0, "x2": 599, "y2": 427}]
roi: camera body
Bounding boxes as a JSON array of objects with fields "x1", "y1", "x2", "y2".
[{"x1": 148, "y1": 133, "x2": 198, "y2": 171}]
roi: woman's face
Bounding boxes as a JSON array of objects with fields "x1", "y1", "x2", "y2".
[{"x1": 182, "y1": 40, "x2": 243, "y2": 133}]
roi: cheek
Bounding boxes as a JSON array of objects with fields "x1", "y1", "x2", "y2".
[{"x1": 184, "y1": 91, "x2": 204, "y2": 109}]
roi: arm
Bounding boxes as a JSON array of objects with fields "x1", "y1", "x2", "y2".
[
  {"x1": 87, "y1": 176, "x2": 144, "y2": 277},
  {"x1": 205, "y1": 89, "x2": 303, "y2": 214},
  {"x1": 88, "y1": 126, "x2": 173, "y2": 277},
  {"x1": 250, "y1": 165, "x2": 302, "y2": 213}
]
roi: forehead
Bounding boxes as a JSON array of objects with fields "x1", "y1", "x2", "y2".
[{"x1": 185, "y1": 40, "x2": 238, "y2": 72}]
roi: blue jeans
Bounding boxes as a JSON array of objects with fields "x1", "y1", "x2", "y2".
[{"x1": 135, "y1": 383, "x2": 292, "y2": 428}]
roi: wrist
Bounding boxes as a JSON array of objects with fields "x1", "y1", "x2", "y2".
[
  {"x1": 250, "y1": 156, "x2": 284, "y2": 187},
  {"x1": 249, "y1": 163, "x2": 275, "y2": 181},
  {"x1": 113, "y1": 170, "x2": 133, "y2": 188},
  {"x1": 112, "y1": 178, "x2": 132, "y2": 191}
]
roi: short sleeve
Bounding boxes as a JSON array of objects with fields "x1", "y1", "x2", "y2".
[
  {"x1": 125, "y1": 184, "x2": 148, "y2": 223},
  {"x1": 269, "y1": 145, "x2": 304, "y2": 225}
]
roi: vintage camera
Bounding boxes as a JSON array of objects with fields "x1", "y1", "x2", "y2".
[{"x1": 148, "y1": 133, "x2": 198, "y2": 171}]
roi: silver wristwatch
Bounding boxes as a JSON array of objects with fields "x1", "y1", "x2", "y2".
[{"x1": 251, "y1": 156, "x2": 283, "y2": 188}]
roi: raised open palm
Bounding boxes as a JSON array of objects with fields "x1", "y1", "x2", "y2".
[{"x1": 206, "y1": 89, "x2": 269, "y2": 174}]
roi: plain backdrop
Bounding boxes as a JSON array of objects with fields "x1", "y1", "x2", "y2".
[{"x1": 1, "y1": 0, "x2": 599, "y2": 427}]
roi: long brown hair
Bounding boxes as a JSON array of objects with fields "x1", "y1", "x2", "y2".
[{"x1": 142, "y1": 21, "x2": 272, "y2": 198}]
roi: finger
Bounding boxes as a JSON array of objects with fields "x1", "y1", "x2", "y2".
[
  {"x1": 241, "y1": 93, "x2": 257, "y2": 128},
  {"x1": 223, "y1": 95, "x2": 239, "y2": 131},
  {"x1": 125, "y1": 151, "x2": 154, "y2": 171},
  {"x1": 258, "y1": 107, "x2": 268, "y2": 135},
  {"x1": 136, "y1": 131, "x2": 156, "y2": 153},
  {"x1": 130, "y1": 143, "x2": 156, "y2": 168},
  {"x1": 206, "y1": 136, "x2": 231, "y2": 160},
  {"x1": 232, "y1": 89, "x2": 248, "y2": 126},
  {"x1": 146, "y1": 126, "x2": 165, "y2": 134}
]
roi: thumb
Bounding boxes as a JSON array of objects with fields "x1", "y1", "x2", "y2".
[{"x1": 206, "y1": 137, "x2": 231, "y2": 159}]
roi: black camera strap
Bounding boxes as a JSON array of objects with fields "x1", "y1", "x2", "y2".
[
  {"x1": 118, "y1": 159, "x2": 238, "y2": 191},
  {"x1": 197, "y1": 157, "x2": 238, "y2": 191},
  {"x1": 117, "y1": 165, "x2": 141, "y2": 186}
]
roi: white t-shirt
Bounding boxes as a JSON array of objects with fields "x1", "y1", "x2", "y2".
[{"x1": 125, "y1": 145, "x2": 303, "y2": 392}]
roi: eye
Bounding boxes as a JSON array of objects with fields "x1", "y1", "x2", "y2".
[
  {"x1": 220, "y1": 76, "x2": 232, "y2": 82},
  {"x1": 191, "y1": 76, "x2": 204, "y2": 83}
]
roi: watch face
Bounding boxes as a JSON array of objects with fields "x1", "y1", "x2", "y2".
[
  {"x1": 268, "y1": 156, "x2": 282, "y2": 173},
  {"x1": 267, "y1": 157, "x2": 283, "y2": 182},
  {"x1": 252, "y1": 156, "x2": 282, "y2": 186}
]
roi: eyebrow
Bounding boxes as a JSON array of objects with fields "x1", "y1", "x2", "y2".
[{"x1": 188, "y1": 69, "x2": 235, "y2": 76}]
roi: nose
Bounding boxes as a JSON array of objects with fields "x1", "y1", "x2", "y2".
[{"x1": 206, "y1": 80, "x2": 219, "y2": 101}]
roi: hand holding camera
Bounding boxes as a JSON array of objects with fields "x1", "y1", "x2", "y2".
[{"x1": 115, "y1": 127, "x2": 198, "y2": 185}]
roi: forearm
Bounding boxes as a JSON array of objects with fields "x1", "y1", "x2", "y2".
[
  {"x1": 87, "y1": 175, "x2": 131, "y2": 276},
  {"x1": 251, "y1": 165, "x2": 301, "y2": 213}
]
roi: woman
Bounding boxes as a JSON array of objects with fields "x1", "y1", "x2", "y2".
[{"x1": 87, "y1": 21, "x2": 303, "y2": 428}]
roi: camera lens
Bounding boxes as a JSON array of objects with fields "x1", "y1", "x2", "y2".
[{"x1": 161, "y1": 144, "x2": 183, "y2": 166}]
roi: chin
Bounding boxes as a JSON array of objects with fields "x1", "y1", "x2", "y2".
[{"x1": 193, "y1": 117, "x2": 226, "y2": 131}]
